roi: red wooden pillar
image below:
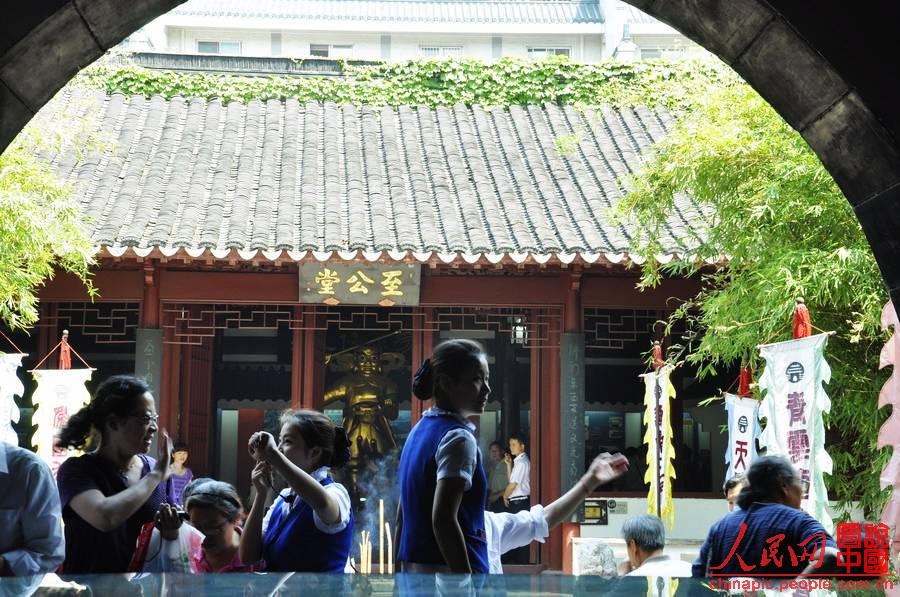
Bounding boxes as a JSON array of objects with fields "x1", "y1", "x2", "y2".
[
  {"x1": 179, "y1": 338, "x2": 213, "y2": 476},
  {"x1": 160, "y1": 337, "x2": 181, "y2": 438},
  {"x1": 290, "y1": 306, "x2": 323, "y2": 410},
  {"x1": 410, "y1": 307, "x2": 435, "y2": 424},
  {"x1": 291, "y1": 306, "x2": 303, "y2": 409},
  {"x1": 300, "y1": 307, "x2": 325, "y2": 410},
  {"x1": 540, "y1": 310, "x2": 563, "y2": 569},
  {"x1": 561, "y1": 522, "x2": 581, "y2": 574},
  {"x1": 142, "y1": 262, "x2": 179, "y2": 436},
  {"x1": 564, "y1": 268, "x2": 582, "y2": 334},
  {"x1": 141, "y1": 262, "x2": 160, "y2": 328}
]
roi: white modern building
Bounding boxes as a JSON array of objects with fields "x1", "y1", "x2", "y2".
[{"x1": 123, "y1": 0, "x2": 705, "y2": 63}]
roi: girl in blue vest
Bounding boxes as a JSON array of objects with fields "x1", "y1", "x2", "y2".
[
  {"x1": 397, "y1": 339, "x2": 492, "y2": 573},
  {"x1": 240, "y1": 409, "x2": 354, "y2": 572}
]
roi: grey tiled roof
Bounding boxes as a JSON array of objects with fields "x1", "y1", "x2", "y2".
[
  {"x1": 170, "y1": 0, "x2": 604, "y2": 25},
  {"x1": 46, "y1": 89, "x2": 706, "y2": 264},
  {"x1": 622, "y1": 4, "x2": 663, "y2": 25}
]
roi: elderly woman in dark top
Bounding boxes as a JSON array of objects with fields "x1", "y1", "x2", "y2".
[
  {"x1": 55, "y1": 375, "x2": 172, "y2": 574},
  {"x1": 693, "y1": 455, "x2": 838, "y2": 579}
]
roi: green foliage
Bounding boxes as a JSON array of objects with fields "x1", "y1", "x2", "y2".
[
  {"x1": 76, "y1": 56, "x2": 740, "y2": 110},
  {"x1": 554, "y1": 133, "x2": 581, "y2": 156},
  {"x1": 0, "y1": 101, "x2": 97, "y2": 329},
  {"x1": 615, "y1": 83, "x2": 891, "y2": 518}
]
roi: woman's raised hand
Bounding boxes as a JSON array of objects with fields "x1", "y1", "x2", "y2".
[
  {"x1": 248, "y1": 431, "x2": 278, "y2": 462},
  {"x1": 251, "y1": 460, "x2": 274, "y2": 494},
  {"x1": 155, "y1": 431, "x2": 173, "y2": 480},
  {"x1": 155, "y1": 503, "x2": 182, "y2": 541}
]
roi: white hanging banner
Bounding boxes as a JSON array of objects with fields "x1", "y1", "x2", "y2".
[
  {"x1": 31, "y1": 368, "x2": 94, "y2": 477},
  {"x1": 757, "y1": 333, "x2": 833, "y2": 532},
  {"x1": 724, "y1": 393, "x2": 760, "y2": 481},
  {"x1": 0, "y1": 353, "x2": 26, "y2": 445},
  {"x1": 641, "y1": 364, "x2": 676, "y2": 529},
  {"x1": 875, "y1": 300, "x2": 900, "y2": 557}
]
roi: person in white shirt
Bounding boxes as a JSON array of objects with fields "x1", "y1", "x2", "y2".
[
  {"x1": 617, "y1": 514, "x2": 692, "y2": 577},
  {"x1": 503, "y1": 435, "x2": 530, "y2": 507},
  {"x1": 485, "y1": 452, "x2": 628, "y2": 573},
  {"x1": 501, "y1": 434, "x2": 531, "y2": 564},
  {"x1": 0, "y1": 441, "x2": 65, "y2": 576}
]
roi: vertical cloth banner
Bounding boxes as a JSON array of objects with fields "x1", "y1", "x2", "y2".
[
  {"x1": 0, "y1": 353, "x2": 26, "y2": 445},
  {"x1": 875, "y1": 301, "x2": 900, "y2": 557},
  {"x1": 724, "y1": 393, "x2": 760, "y2": 481},
  {"x1": 757, "y1": 333, "x2": 833, "y2": 532},
  {"x1": 31, "y1": 368, "x2": 93, "y2": 477},
  {"x1": 641, "y1": 364, "x2": 676, "y2": 528}
]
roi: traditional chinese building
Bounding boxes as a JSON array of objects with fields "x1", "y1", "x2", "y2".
[{"x1": 8, "y1": 86, "x2": 731, "y2": 568}]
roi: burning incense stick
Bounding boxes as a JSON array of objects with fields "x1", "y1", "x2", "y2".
[
  {"x1": 379, "y1": 498, "x2": 385, "y2": 574},
  {"x1": 385, "y1": 522, "x2": 393, "y2": 574}
]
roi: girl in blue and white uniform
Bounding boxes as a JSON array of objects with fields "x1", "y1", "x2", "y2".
[
  {"x1": 397, "y1": 339, "x2": 492, "y2": 573},
  {"x1": 240, "y1": 409, "x2": 353, "y2": 572}
]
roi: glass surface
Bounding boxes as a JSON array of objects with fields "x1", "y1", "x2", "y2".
[{"x1": 2, "y1": 572, "x2": 893, "y2": 596}]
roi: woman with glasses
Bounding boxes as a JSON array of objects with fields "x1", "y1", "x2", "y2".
[
  {"x1": 693, "y1": 455, "x2": 837, "y2": 579},
  {"x1": 55, "y1": 375, "x2": 173, "y2": 574}
]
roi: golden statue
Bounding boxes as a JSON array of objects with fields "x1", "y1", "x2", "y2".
[{"x1": 324, "y1": 346, "x2": 403, "y2": 484}]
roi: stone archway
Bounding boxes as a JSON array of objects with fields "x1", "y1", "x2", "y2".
[{"x1": 2, "y1": 0, "x2": 898, "y2": 306}]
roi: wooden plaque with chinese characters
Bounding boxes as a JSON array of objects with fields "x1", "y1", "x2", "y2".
[{"x1": 299, "y1": 263, "x2": 421, "y2": 306}]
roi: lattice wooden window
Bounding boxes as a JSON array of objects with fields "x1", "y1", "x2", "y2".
[
  {"x1": 39, "y1": 302, "x2": 140, "y2": 344},
  {"x1": 162, "y1": 303, "x2": 561, "y2": 348},
  {"x1": 583, "y1": 308, "x2": 661, "y2": 357}
]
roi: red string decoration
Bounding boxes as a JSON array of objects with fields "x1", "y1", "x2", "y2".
[
  {"x1": 651, "y1": 341, "x2": 664, "y2": 371},
  {"x1": 793, "y1": 297, "x2": 812, "y2": 339},
  {"x1": 738, "y1": 366, "x2": 753, "y2": 397},
  {"x1": 59, "y1": 329, "x2": 72, "y2": 370}
]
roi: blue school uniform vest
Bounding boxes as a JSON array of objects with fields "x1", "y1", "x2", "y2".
[
  {"x1": 262, "y1": 477, "x2": 354, "y2": 572},
  {"x1": 398, "y1": 413, "x2": 489, "y2": 573}
]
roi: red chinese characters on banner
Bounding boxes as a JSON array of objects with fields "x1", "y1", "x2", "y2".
[
  {"x1": 734, "y1": 440, "x2": 749, "y2": 471},
  {"x1": 49, "y1": 405, "x2": 70, "y2": 476}
]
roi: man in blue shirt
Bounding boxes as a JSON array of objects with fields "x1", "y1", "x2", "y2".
[{"x1": 0, "y1": 441, "x2": 65, "y2": 576}]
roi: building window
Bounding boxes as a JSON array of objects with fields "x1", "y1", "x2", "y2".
[
  {"x1": 310, "y1": 43, "x2": 354, "y2": 58},
  {"x1": 527, "y1": 47, "x2": 571, "y2": 59},
  {"x1": 197, "y1": 40, "x2": 241, "y2": 55},
  {"x1": 419, "y1": 45, "x2": 463, "y2": 58},
  {"x1": 639, "y1": 46, "x2": 686, "y2": 59}
]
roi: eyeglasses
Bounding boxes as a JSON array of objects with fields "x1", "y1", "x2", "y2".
[
  {"x1": 129, "y1": 414, "x2": 159, "y2": 426},
  {"x1": 798, "y1": 479, "x2": 810, "y2": 493}
]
